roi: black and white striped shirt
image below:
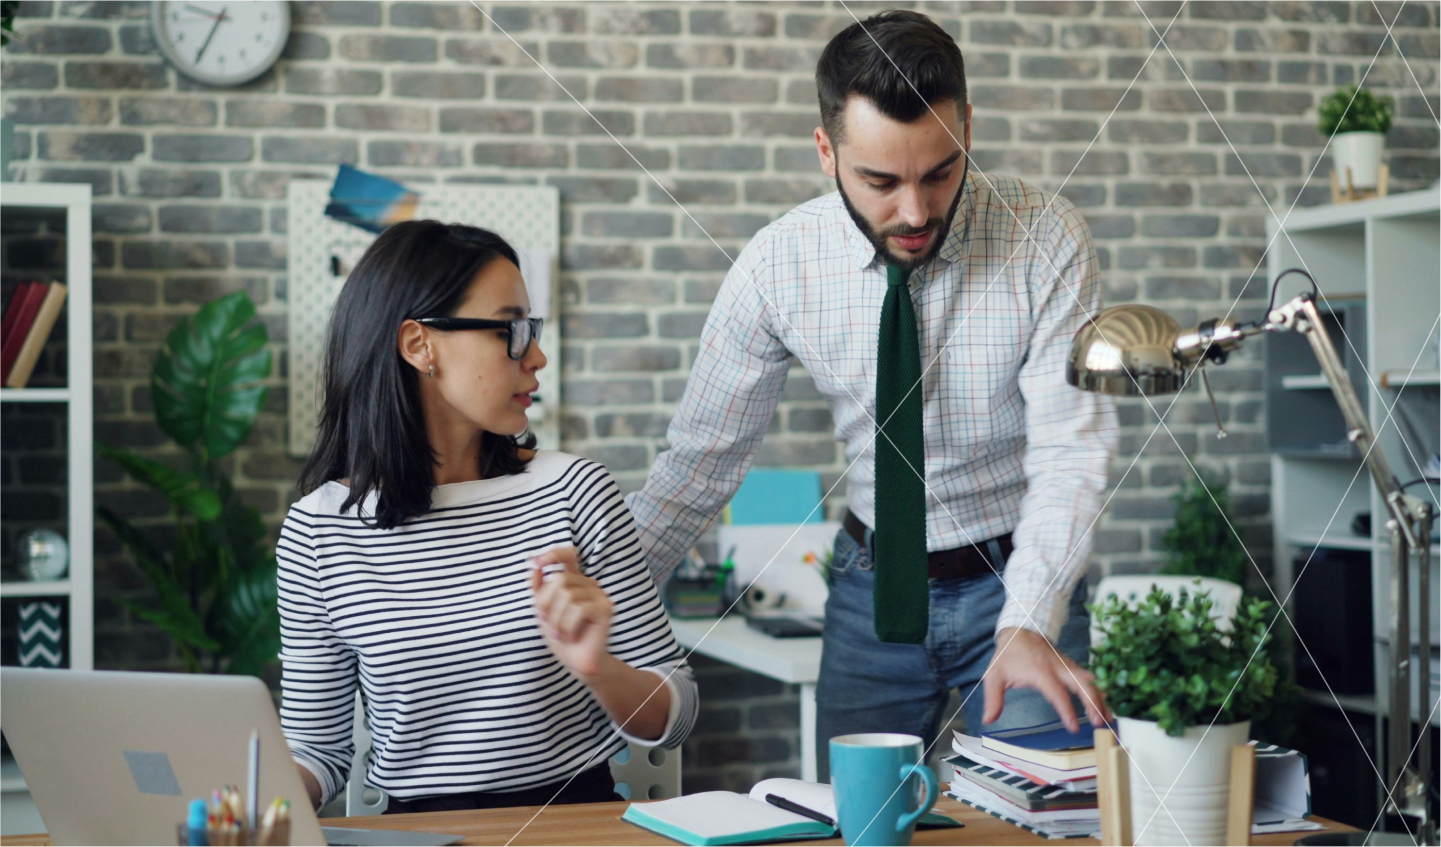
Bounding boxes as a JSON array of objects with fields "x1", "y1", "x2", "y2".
[{"x1": 277, "y1": 451, "x2": 699, "y2": 806}]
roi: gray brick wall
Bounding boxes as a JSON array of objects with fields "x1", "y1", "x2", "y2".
[{"x1": 2, "y1": 0, "x2": 1437, "y2": 792}]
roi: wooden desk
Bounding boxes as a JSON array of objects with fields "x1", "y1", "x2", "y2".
[{"x1": 0, "y1": 793, "x2": 1355, "y2": 846}]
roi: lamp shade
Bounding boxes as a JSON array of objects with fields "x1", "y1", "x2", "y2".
[{"x1": 1066, "y1": 304, "x2": 1186, "y2": 396}]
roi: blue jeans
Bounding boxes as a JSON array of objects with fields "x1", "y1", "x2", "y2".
[{"x1": 815, "y1": 527, "x2": 1092, "y2": 782}]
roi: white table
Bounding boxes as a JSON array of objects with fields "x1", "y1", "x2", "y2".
[{"x1": 669, "y1": 616, "x2": 824, "y2": 781}]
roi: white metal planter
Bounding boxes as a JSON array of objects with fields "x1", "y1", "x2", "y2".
[{"x1": 1119, "y1": 717, "x2": 1250, "y2": 846}]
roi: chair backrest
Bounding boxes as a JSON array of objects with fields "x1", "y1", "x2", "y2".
[
  {"x1": 342, "y1": 693, "x2": 682, "y2": 815},
  {"x1": 1090, "y1": 576, "x2": 1243, "y2": 648},
  {"x1": 346, "y1": 694, "x2": 387, "y2": 816},
  {"x1": 608, "y1": 742, "x2": 682, "y2": 801}
]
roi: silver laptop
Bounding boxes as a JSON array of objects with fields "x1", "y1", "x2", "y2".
[{"x1": 1, "y1": 668, "x2": 460, "y2": 846}]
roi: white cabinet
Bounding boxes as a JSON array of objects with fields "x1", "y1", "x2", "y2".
[
  {"x1": 0, "y1": 182, "x2": 94, "y2": 837},
  {"x1": 1268, "y1": 189, "x2": 1440, "y2": 732}
]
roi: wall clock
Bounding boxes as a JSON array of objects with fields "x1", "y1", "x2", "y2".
[{"x1": 149, "y1": 1, "x2": 290, "y2": 87}]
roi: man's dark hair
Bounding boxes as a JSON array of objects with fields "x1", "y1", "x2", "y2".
[{"x1": 816, "y1": 10, "x2": 967, "y2": 145}]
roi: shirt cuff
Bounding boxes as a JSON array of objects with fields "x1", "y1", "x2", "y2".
[
  {"x1": 615, "y1": 668, "x2": 683, "y2": 749},
  {"x1": 997, "y1": 579, "x2": 1077, "y2": 645},
  {"x1": 293, "y1": 753, "x2": 341, "y2": 810}
]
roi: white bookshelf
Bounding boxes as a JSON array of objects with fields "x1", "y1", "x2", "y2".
[
  {"x1": 1, "y1": 184, "x2": 94, "y2": 661},
  {"x1": 0, "y1": 183, "x2": 94, "y2": 835},
  {"x1": 1268, "y1": 189, "x2": 1441, "y2": 735}
]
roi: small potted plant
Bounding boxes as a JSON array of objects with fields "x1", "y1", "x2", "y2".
[
  {"x1": 1090, "y1": 584, "x2": 1279, "y2": 846},
  {"x1": 1317, "y1": 84, "x2": 1394, "y2": 191}
]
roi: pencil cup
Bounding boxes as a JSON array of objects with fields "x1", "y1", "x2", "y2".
[
  {"x1": 259, "y1": 820, "x2": 290, "y2": 845},
  {"x1": 176, "y1": 821, "x2": 289, "y2": 845},
  {"x1": 178, "y1": 821, "x2": 261, "y2": 845}
]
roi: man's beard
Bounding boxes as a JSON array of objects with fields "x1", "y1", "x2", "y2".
[{"x1": 835, "y1": 157, "x2": 969, "y2": 271}]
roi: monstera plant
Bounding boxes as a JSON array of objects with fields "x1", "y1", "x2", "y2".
[{"x1": 99, "y1": 292, "x2": 278, "y2": 675}]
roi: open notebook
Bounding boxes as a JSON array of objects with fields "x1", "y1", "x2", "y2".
[
  {"x1": 623, "y1": 779, "x2": 837, "y2": 846},
  {"x1": 623, "y1": 779, "x2": 962, "y2": 846}
]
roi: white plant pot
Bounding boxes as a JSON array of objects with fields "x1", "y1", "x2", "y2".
[
  {"x1": 1118, "y1": 717, "x2": 1250, "y2": 846},
  {"x1": 1331, "y1": 131, "x2": 1386, "y2": 189}
]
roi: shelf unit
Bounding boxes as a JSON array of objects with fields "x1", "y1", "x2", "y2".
[
  {"x1": 1267, "y1": 190, "x2": 1441, "y2": 810},
  {"x1": 0, "y1": 183, "x2": 93, "y2": 669},
  {"x1": 0, "y1": 183, "x2": 94, "y2": 837}
]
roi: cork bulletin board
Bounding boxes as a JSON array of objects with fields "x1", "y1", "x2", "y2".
[{"x1": 286, "y1": 181, "x2": 560, "y2": 456}]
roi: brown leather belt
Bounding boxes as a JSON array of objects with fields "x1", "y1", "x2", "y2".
[{"x1": 844, "y1": 509, "x2": 1012, "y2": 580}]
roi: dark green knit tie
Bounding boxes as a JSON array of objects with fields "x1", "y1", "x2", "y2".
[{"x1": 873, "y1": 263, "x2": 929, "y2": 644}]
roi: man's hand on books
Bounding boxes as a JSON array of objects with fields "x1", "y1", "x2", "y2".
[
  {"x1": 530, "y1": 546, "x2": 612, "y2": 678},
  {"x1": 982, "y1": 627, "x2": 1110, "y2": 733}
]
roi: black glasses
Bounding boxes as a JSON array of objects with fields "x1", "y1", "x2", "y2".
[{"x1": 415, "y1": 316, "x2": 543, "y2": 360}]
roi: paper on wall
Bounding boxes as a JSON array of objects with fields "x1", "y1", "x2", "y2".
[
  {"x1": 517, "y1": 249, "x2": 552, "y2": 319},
  {"x1": 717, "y1": 522, "x2": 838, "y2": 618}
]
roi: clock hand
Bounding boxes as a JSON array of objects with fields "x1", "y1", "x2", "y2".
[
  {"x1": 193, "y1": 6, "x2": 227, "y2": 65},
  {"x1": 183, "y1": 4, "x2": 219, "y2": 18}
]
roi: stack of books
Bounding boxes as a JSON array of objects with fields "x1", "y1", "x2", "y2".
[
  {"x1": 945, "y1": 722, "x2": 1326, "y2": 839},
  {"x1": 1, "y1": 280, "x2": 68, "y2": 388},
  {"x1": 944, "y1": 720, "x2": 1101, "y2": 839}
]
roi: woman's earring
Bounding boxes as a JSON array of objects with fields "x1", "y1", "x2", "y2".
[{"x1": 427, "y1": 364, "x2": 435, "y2": 378}]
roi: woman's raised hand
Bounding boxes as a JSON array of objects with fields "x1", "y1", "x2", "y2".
[{"x1": 529, "y1": 546, "x2": 612, "y2": 678}]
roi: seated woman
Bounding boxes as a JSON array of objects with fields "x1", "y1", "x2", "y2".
[{"x1": 279, "y1": 220, "x2": 697, "y2": 814}]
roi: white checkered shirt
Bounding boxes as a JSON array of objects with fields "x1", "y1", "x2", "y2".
[{"x1": 626, "y1": 172, "x2": 1118, "y2": 641}]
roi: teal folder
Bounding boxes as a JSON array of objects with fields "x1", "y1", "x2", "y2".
[{"x1": 727, "y1": 470, "x2": 824, "y2": 525}]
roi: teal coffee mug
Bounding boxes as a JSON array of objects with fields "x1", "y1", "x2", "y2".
[{"x1": 829, "y1": 733, "x2": 939, "y2": 847}]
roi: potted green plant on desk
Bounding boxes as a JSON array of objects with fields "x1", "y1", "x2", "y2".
[
  {"x1": 1090, "y1": 584, "x2": 1279, "y2": 846},
  {"x1": 97, "y1": 292, "x2": 278, "y2": 675}
]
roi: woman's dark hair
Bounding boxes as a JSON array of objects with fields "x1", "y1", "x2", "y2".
[
  {"x1": 816, "y1": 10, "x2": 967, "y2": 146},
  {"x1": 298, "y1": 220, "x2": 537, "y2": 529}
]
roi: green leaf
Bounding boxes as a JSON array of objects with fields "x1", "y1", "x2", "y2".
[
  {"x1": 1157, "y1": 471, "x2": 1248, "y2": 586},
  {"x1": 152, "y1": 291, "x2": 271, "y2": 460},
  {"x1": 211, "y1": 556, "x2": 281, "y2": 676},
  {"x1": 99, "y1": 508, "x2": 220, "y2": 654},
  {"x1": 97, "y1": 443, "x2": 222, "y2": 520},
  {"x1": 1317, "y1": 84, "x2": 1395, "y2": 137},
  {"x1": 208, "y1": 471, "x2": 269, "y2": 572},
  {"x1": 117, "y1": 597, "x2": 221, "y2": 654},
  {"x1": 1090, "y1": 582, "x2": 1280, "y2": 735}
]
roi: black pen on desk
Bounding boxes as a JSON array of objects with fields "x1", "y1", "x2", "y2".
[{"x1": 765, "y1": 794, "x2": 834, "y2": 828}]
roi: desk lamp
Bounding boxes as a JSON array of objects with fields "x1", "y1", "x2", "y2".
[{"x1": 1067, "y1": 269, "x2": 1435, "y2": 840}]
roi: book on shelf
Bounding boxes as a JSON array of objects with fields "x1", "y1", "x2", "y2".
[
  {"x1": 981, "y1": 718, "x2": 1101, "y2": 770},
  {"x1": 1, "y1": 282, "x2": 48, "y2": 381},
  {"x1": 1, "y1": 281, "x2": 36, "y2": 341},
  {"x1": 4, "y1": 282, "x2": 67, "y2": 389}
]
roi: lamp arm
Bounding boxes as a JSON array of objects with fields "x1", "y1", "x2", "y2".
[
  {"x1": 1269, "y1": 294, "x2": 1434, "y2": 829},
  {"x1": 1271, "y1": 296, "x2": 1424, "y2": 545}
]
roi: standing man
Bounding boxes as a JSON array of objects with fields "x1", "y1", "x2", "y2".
[{"x1": 627, "y1": 10, "x2": 1117, "y2": 777}]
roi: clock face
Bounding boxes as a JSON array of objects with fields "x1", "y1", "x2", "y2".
[{"x1": 150, "y1": 1, "x2": 290, "y2": 87}]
